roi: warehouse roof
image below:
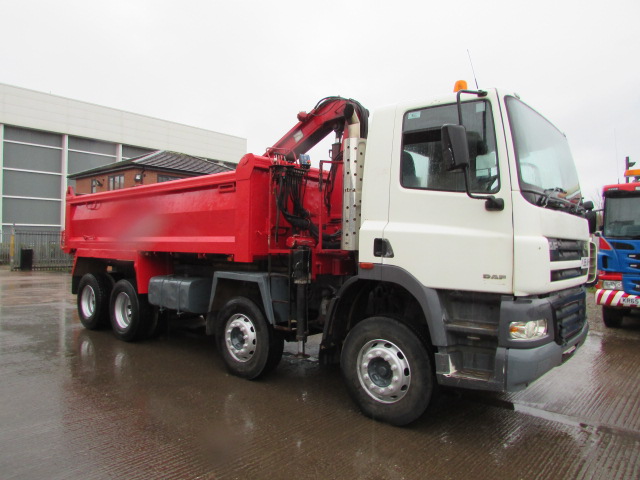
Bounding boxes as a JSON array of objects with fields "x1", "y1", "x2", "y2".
[{"x1": 68, "y1": 150, "x2": 235, "y2": 179}]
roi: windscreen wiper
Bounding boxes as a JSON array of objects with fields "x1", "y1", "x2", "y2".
[
  {"x1": 542, "y1": 187, "x2": 588, "y2": 214},
  {"x1": 542, "y1": 187, "x2": 567, "y2": 206},
  {"x1": 521, "y1": 188, "x2": 576, "y2": 212},
  {"x1": 521, "y1": 188, "x2": 591, "y2": 218}
]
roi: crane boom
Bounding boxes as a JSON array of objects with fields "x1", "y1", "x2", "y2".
[{"x1": 265, "y1": 97, "x2": 368, "y2": 161}]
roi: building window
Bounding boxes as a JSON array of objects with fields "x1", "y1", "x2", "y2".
[
  {"x1": 158, "y1": 175, "x2": 181, "y2": 183},
  {"x1": 108, "y1": 174, "x2": 124, "y2": 190},
  {"x1": 90, "y1": 178, "x2": 103, "y2": 193}
]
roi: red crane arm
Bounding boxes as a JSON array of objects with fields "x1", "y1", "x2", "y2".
[{"x1": 265, "y1": 97, "x2": 368, "y2": 160}]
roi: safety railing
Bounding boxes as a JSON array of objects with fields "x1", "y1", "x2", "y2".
[{"x1": 0, "y1": 229, "x2": 73, "y2": 271}]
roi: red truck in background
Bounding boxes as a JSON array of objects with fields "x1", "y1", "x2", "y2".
[{"x1": 64, "y1": 89, "x2": 594, "y2": 425}]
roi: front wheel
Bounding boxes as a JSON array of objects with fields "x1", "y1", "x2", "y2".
[
  {"x1": 603, "y1": 306, "x2": 625, "y2": 328},
  {"x1": 341, "y1": 316, "x2": 434, "y2": 426},
  {"x1": 109, "y1": 279, "x2": 150, "y2": 342},
  {"x1": 216, "y1": 297, "x2": 283, "y2": 379}
]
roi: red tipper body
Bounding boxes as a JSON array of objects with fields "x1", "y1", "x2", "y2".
[
  {"x1": 64, "y1": 153, "x2": 354, "y2": 293},
  {"x1": 64, "y1": 97, "x2": 365, "y2": 294},
  {"x1": 65, "y1": 154, "x2": 270, "y2": 262}
]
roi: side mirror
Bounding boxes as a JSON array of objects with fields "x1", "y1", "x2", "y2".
[
  {"x1": 442, "y1": 124, "x2": 470, "y2": 170},
  {"x1": 581, "y1": 201, "x2": 596, "y2": 234},
  {"x1": 582, "y1": 200, "x2": 594, "y2": 211},
  {"x1": 586, "y1": 211, "x2": 597, "y2": 234},
  {"x1": 441, "y1": 123, "x2": 504, "y2": 212}
]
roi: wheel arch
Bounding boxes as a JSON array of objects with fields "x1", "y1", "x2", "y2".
[
  {"x1": 323, "y1": 265, "x2": 446, "y2": 360},
  {"x1": 71, "y1": 257, "x2": 134, "y2": 294},
  {"x1": 205, "y1": 272, "x2": 284, "y2": 335},
  {"x1": 72, "y1": 258, "x2": 111, "y2": 294}
]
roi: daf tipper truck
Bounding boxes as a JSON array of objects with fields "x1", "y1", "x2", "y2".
[
  {"x1": 63, "y1": 85, "x2": 596, "y2": 425},
  {"x1": 596, "y1": 172, "x2": 640, "y2": 327}
]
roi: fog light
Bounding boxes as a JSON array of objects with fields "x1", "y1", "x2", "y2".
[
  {"x1": 602, "y1": 280, "x2": 623, "y2": 291},
  {"x1": 509, "y1": 320, "x2": 547, "y2": 340}
]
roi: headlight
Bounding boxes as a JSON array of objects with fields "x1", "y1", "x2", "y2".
[
  {"x1": 509, "y1": 319, "x2": 547, "y2": 340},
  {"x1": 603, "y1": 280, "x2": 623, "y2": 291}
]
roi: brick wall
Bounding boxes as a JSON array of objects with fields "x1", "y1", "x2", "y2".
[{"x1": 74, "y1": 168, "x2": 190, "y2": 194}]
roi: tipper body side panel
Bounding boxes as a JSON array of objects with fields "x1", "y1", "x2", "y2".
[{"x1": 65, "y1": 155, "x2": 274, "y2": 263}]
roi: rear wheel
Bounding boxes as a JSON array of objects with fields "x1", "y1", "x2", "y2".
[
  {"x1": 603, "y1": 306, "x2": 624, "y2": 328},
  {"x1": 216, "y1": 296, "x2": 283, "y2": 379},
  {"x1": 109, "y1": 279, "x2": 150, "y2": 342},
  {"x1": 77, "y1": 273, "x2": 112, "y2": 330},
  {"x1": 341, "y1": 316, "x2": 434, "y2": 426}
]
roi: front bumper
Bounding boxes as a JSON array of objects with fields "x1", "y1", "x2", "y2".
[
  {"x1": 505, "y1": 319, "x2": 588, "y2": 391},
  {"x1": 595, "y1": 288, "x2": 640, "y2": 308},
  {"x1": 436, "y1": 286, "x2": 588, "y2": 392}
]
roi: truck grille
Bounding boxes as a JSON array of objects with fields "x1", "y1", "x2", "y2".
[
  {"x1": 548, "y1": 239, "x2": 585, "y2": 262},
  {"x1": 551, "y1": 287, "x2": 586, "y2": 345},
  {"x1": 548, "y1": 238, "x2": 588, "y2": 282},
  {"x1": 551, "y1": 268, "x2": 584, "y2": 282}
]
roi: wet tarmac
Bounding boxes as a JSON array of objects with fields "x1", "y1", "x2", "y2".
[{"x1": 1, "y1": 268, "x2": 639, "y2": 480}]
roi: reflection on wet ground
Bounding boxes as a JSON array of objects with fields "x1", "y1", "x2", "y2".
[{"x1": 1, "y1": 269, "x2": 639, "y2": 479}]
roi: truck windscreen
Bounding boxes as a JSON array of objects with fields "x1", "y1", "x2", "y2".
[
  {"x1": 506, "y1": 96, "x2": 582, "y2": 206},
  {"x1": 604, "y1": 194, "x2": 640, "y2": 238}
]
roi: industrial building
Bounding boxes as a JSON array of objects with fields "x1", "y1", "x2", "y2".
[{"x1": 0, "y1": 82, "x2": 246, "y2": 236}]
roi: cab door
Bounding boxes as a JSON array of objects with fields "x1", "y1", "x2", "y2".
[{"x1": 382, "y1": 94, "x2": 514, "y2": 294}]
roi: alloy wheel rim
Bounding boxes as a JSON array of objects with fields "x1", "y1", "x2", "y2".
[
  {"x1": 114, "y1": 292, "x2": 132, "y2": 330},
  {"x1": 356, "y1": 339, "x2": 411, "y2": 404},
  {"x1": 225, "y1": 314, "x2": 257, "y2": 362},
  {"x1": 80, "y1": 285, "x2": 96, "y2": 318}
]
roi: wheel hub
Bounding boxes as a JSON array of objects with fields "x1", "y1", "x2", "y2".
[
  {"x1": 113, "y1": 292, "x2": 132, "y2": 329},
  {"x1": 225, "y1": 314, "x2": 257, "y2": 362},
  {"x1": 368, "y1": 357, "x2": 393, "y2": 387},
  {"x1": 80, "y1": 285, "x2": 96, "y2": 318},
  {"x1": 357, "y1": 339, "x2": 411, "y2": 404}
]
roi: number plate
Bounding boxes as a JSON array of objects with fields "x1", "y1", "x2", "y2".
[
  {"x1": 621, "y1": 297, "x2": 640, "y2": 307},
  {"x1": 581, "y1": 257, "x2": 590, "y2": 269}
]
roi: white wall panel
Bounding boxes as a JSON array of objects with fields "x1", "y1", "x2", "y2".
[{"x1": 0, "y1": 83, "x2": 246, "y2": 163}]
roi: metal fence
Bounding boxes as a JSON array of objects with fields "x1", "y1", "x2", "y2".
[{"x1": 0, "y1": 230, "x2": 73, "y2": 271}]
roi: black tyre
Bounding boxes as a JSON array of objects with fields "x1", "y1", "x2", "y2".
[
  {"x1": 265, "y1": 329, "x2": 285, "y2": 374},
  {"x1": 341, "y1": 316, "x2": 434, "y2": 426},
  {"x1": 77, "y1": 273, "x2": 113, "y2": 330},
  {"x1": 109, "y1": 279, "x2": 150, "y2": 342},
  {"x1": 603, "y1": 307, "x2": 624, "y2": 328},
  {"x1": 216, "y1": 296, "x2": 283, "y2": 379}
]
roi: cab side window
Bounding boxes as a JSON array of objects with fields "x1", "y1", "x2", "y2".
[{"x1": 401, "y1": 101, "x2": 498, "y2": 194}]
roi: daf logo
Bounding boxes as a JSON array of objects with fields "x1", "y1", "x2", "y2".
[{"x1": 483, "y1": 274, "x2": 507, "y2": 280}]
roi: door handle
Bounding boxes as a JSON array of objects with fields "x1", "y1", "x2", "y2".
[{"x1": 373, "y1": 238, "x2": 394, "y2": 258}]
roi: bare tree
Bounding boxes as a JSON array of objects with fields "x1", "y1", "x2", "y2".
[{"x1": 590, "y1": 188, "x2": 604, "y2": 230}]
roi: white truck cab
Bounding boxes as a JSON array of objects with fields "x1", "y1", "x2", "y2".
[{"x1": 355, "y1": 88, "x2": 590, "y2": 394}]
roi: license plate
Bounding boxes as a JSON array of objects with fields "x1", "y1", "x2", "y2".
[
  {"x1": 621, "y1": 297, "x2": 640, "y2": 307},
  {"x1": 581, "y1": 257, "x2": 589, "y2": 269}
]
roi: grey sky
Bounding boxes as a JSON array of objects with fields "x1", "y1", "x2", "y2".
[{"x1": 1, "y1": 0, "x2": 638, "y2": 202}]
